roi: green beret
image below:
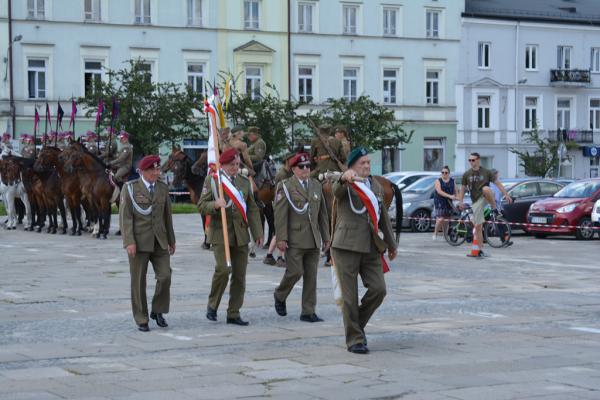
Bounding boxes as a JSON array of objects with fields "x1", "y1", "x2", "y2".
[{"x1": 347, "y1": 146, "x2": 368, "y2": 167}]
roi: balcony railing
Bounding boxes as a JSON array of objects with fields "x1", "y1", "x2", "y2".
[
  {"x1": 547, "y1": 129, "x2": 594, "y2": 144},
  {"x1": 550, "y1": 69, "x2": 591, "y2": 87}
]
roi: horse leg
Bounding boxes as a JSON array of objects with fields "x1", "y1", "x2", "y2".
[
  {"x1": 16, "y1": 198, "x2": 24, "y2": 225},
  {"x1": 5, "y1": 187, "x2": 16, "y2": 229},
  {"x1": 264, "y1": 202, "x2": 275, "y2": 248},
  {"x1": 21, "y1": 191, "x2": 32, "y2": 230},
  {"x1": 58, "y1": 200, "x2": 67, "y2": 234}
]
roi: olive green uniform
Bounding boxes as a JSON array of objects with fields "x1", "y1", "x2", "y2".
[
  {"x1": 330, "y1": 176, "x2": 396, "y2": 348},
  {"x1": 229, "y1": 137, "x2": 254, "y2": 173},
  {"x1": 274, "y1": 177, "x2": 330, "y2": 315},
  {"x1": 109, "y1": 143, "x2": 133, "y2": 182},
  {"x1": 340, "y1": 139, "x2": 351, "y2": 159},
  {"x1": 119, "y1": 178, "x2": 176, "y2": 326},
  {"x1": 101, "y1": 140, "x2": 118, "y2": 162},
  {"x1": 248, "y1": 137, "x2": 266, "y2": 164},
  {"x1": 274, "y1": 167, "x2": 293, "y2": 185},
  {"x1": 197, "y1": 172, "x2": 262, "y2": 319},
  {"x1": 310, "y1": 135, "x2": 346, "y2": 177}
]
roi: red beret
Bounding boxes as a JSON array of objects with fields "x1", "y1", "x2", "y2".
[
  {"x1": 138, "y1": 155, "x2": 161, "y2": 170},
  {"x1": 290, "y1": 153, "x2": 310, "y2": 168},
  {"x1": 219, "y1": 148, "x2": 239, "y2": 164}
]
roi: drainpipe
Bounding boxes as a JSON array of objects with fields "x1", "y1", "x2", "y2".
[
  {"x1": 287, "y1": 0, "x2": 294, "y2": 147},
  {"x1": 8, "y1": 0, "x2": 15, "y2": 137},
  {"x1": 514, "y1": 21, "x2": 520, "y2": 177}
]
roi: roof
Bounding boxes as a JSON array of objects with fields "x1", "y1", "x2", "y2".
[{"x1": 464, "y1": 0, "x2": 600, "y2": 26}]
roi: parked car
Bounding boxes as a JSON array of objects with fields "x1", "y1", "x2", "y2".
[
  {"x1": 500, "y1": 179, "x2": 565, "y2": 231},
  {"x1": 383, "y1": 171, "x2": 437, "y2": 191},
  {"x1": 527, "y1": 178, "x2": 600, "y2": 240},
  {"x1": 592, "y1": 198, "x2": 600, "y2": 238}
]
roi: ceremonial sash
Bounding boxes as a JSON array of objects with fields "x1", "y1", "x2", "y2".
[
  {"x1": 349, "y1": 181, "x2": 390, "y2": 273},
  {"x1": 216, "y1": 172, "x2": 248, "y2": 223}
]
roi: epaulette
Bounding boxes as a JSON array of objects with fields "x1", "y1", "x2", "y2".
[{"x1": 237, "y1": 174, "x2": 249, "y2": 181}]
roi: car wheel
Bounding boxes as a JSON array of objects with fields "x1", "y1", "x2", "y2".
[
  {"x1": 534, "y1": 233, "x2": 547, "y2": 239},
  {"x1": 575, "y1": 217, "x2": 594, "y2": 240},
  {"x1": 410, "y1": 209, "x2": 431, "y2": 233}
]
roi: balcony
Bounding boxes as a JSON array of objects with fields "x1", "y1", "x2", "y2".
[
  {"x1": 550, "y1": 69, "x2": 591, "y2": 87},
  {"x1": 547, "y1": 129, "x2": 594, "y2": 144}
]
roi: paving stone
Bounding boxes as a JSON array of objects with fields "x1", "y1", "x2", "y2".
[{"x1": 1, "y1": 367, "x2": 73, "y2": 380}]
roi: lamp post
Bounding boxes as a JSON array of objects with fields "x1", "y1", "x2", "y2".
[{"x1": 5, "y1": 21, "x2": 22, "y2": 136}]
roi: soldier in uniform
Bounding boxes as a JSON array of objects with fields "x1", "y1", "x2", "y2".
[
  {"x1": 101, "y1": 130, "x2": 118, "y2": 162},
  {"x1": 198, "y1": 148, "x2": 263, "y2": 325},
  {"x1": 59, "y1": 131, "x2": 74, "y2": 151},
  {"x1": 108, "y1": 130, "x2": 133, "y2": 183},
  {"x1": 273, "y1": 153, "x2": 330, "y2": 322},
  {"x1": 21, "y1": 135, "x2": 36, "y2": 159},
  {"x1": 119, "y1": 155, "x2": 176, "y2": 332},
  {"x1": 247, "y1": 126, "x2": 266, "y2": 172},
  {"x1": 48, "y1": 132, "x2": 58, "y2": 147},
  {"x1": 335, "y1": 126, "x2": 351, "y2": 159},
  {"x1": 229, "y1": 126, "x2": 254, "y2": 175},
  {"x1": 84, "y1": 131, "x2": 99, "y2": 154},
  {"x1": 310, "y1": 125, "x2": 346, "y2": 178},
  {"x1": 331, "y1": 147, "x2": 397, "y2": 354},
  {"x1": 220, "y1": 127, "x2": 232, "y2": 152}
]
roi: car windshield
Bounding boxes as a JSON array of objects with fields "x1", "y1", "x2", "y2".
[
  {"x1": 386, "y1": 174, "x2": 405, "y2": 184},
  {"x1": 553, "y1": 181, "x2": 600, "y2": 198},
  {"x1": 404, "y1": 176, "x2": 437, "y2": 193}
]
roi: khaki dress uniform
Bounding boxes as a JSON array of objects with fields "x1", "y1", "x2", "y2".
[
  {"x1": 274, "y1": 167, "x2": 293, "y2": 185},
  {"x1": 119, "y1": 178, "x2": 176, "y2": 326},
  {"x1": 229, "y1": 137, "x2": 254, "y2": 174},
  {"x1": 274, "y1": 177, "x2": 330, "y2": 316},
  {"x1": 101, "y1": 139, "x2": 118, "y2": 161},
  {"x1": 340, "y1": 139, "x2": 351, "y2": 159},
  {"x1": 109, "y1": 143, "x2": 133, "y2": 182},
  {"x1": 330, "y1": 176, "x2": 396, "y2": 348},
  {"x1": 248, "y1": 137, "x2": 267, "y2": 171},
  {"x1": 310, "y1": 135, "x2": 346, "y2": 177},
  {"x1": 197, "y1": 172, "x2": 262, "y2": 319}
]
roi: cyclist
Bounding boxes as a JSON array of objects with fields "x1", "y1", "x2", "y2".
[
  {"x1": 489, "y1": 169, "x2": 513, "y2": 247},
  {"x1": 457, "y1": 153, "x2": 512, "y2": 258}
]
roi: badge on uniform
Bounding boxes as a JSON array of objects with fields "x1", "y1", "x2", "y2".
[
  {"x1": 313, "y1": 193, "x2": 318, "y2": 200},
  {"x1": 276, "y1": 190, "x2": 283, "y2": 202}
]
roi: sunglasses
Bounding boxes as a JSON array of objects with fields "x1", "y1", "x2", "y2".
[
  {"x1": 441, "y1": 171, "x2": 449, "y2": 174},
  {"x1": 297, "y1": 164, "x2": 310, "y2": 170},
  {"x1": 468, "y1": 158, "x2": 478, "y2": 162}
]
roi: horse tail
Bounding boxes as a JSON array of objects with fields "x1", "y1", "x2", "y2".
[{"x1": 392, "y1": 183, "x2": 403, "y2": 244}]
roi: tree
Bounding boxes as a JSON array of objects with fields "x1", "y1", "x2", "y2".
[
  {"x1": 510, "y1": 127, "x2": 578, "y2": 177},
  {"x1": 79, "y1": 59, "x2": 203, "y2": 156}
]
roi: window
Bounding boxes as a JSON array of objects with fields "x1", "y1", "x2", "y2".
[
  {"x1": 135, "y1": 62, "x2": 152, "y2": 84},
  {"x1": 84, "y1": 61, "x2": 103, "y2": 96},
  {"x1": 478, "y1": 42, "x2": 490, "y2": 69},
  {"x1": 525, "y1": 45, "x2": 538, "y2": 71},
  {"x1": 557, "y1": 98, "x2": 571, "y2": 129},
  {"x1": 591, "y1": 48, "x2": 600, "y2": 73},
  {"x1": 511, "y1": 182, "x2": 538, "y2": 198},
  {"x1": 298, "y1": 2, "x2": 313, "y2": 33},
  {"x1": 383, "y1": 7, "x2": 397, "y2": 36},
  {"x1": 244, "y1": 0, "x2": 259, "y2": 30},
  {"x1": 425, "y1": 70, "x2": 439, "y2": 105},
  {"x1": 426, "y1": 9, "x2": 440, "y2": 38},
  {"x1": 245, "y1": 66, "x2": 262, "y2": 100},
  {"x1": 557, "y1": 46, "x2": 572, "y2": 69},
  {"x1": 343, "y1": 5, "x2": 358, "y2": 35},
  {"x1": 477, "y1": 96, "x2": 491, "y2": 129},
  {"x1": 187, "y1": 0, "x2": 202, "y2": 26},
  {"x1": 84, "y1": 0, "x2": 101, "y2": 21},
  {"x1": 383, "y1": 69, "x2": 398, "y2": 104},
  {"x1": 343, "y1": 67, "x2": 358, "y2": 101},
  {"x1": 423, "y1": 138, "x2": 444, "y2": 171},
  {"x1": 590, "y1": 99, "x2": 600, "y2": 131},
  {"x1": 524, "y1": 97, "x2": 538, "y2": 130},
  {"x1": 27, "y1": 0, "x2": 45, "y2": 19},
  {"x1": 27, "y1": 59, "x2": 46, "y2": 99},
  {"x1": 135, "y1": 0, "x2": 151, "y2": 24},
  {"x1": 187, "y1": 63, "x2": 205, "y2": 95},
  {"x1": 298, "y1": 66, "x2": 313, "y2": 103},
  {"x1": 539, "y1": 182, "x2": 562, "y2": 196}
]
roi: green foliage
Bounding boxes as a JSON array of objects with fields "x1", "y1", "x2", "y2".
[
  {"x1": 510, "y1": 127, "x2": 578, "y2": 177},
  {"x1": 79, "y1": 59, "x2": 204, "y2": 156}
]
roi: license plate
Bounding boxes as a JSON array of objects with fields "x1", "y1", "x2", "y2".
[{"x1": 531, "y1": 217, "x2": 547, "y2": 224}]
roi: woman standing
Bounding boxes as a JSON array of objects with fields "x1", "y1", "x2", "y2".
[{"x1": 433, "y1": 166, "x2": 456, "y2": 240}]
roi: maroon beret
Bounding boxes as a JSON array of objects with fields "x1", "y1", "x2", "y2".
[
  {"x1": 138, "y1": 155, "x2": 161, "y2": 170},
  {"x1": 290, "y1": 152, "x2": 310, "y2": 168},
  {"x1": 219, "y1": 148, "x2": 239, "y2": 164}
]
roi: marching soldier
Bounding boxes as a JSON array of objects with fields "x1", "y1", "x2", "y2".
[
  {"x1": 229, "y1": 126, "x2": 255, "y2": 175},
  {"x1": 109, "y1": 130, "x2": 133, "y2": 183},
  {"x1": 310, "y1": 125, "x2": 346, "y2": 178},
  {"x1": 331, "y1": 147, "x2": 397, "y2": 354},
  {"x1": 84, "y1": 131, "x2": 99, "y2": 154},
  {"x1": 273, "y1": 153, "x2": 330, "y2": 322},
  {"x1": 335, "y1": 126, "x2": 351, "y2": 159},
  {"x1": 1, "y1": 132, "x2": 14, "y2": 156},
  {"x1": 247, "y1": 126, "x2": 266, "y2": 171},
  {"x1": 119, "y1": 155, "x2": 176, "y2": 332},
  {"x1": 20, "y1": 135, "x2": 36, "y2": 159},
  {"x1": 198, "y1": 148, "x2": 263, "y2": 326}
]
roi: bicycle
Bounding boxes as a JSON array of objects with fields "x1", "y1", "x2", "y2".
[{"x1": 444, "y1": 205, "x2": 511, "y2": 248}]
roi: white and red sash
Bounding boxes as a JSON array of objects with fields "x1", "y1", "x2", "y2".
[
  {"x1": 215, "y1": 172, "x2": 248, "y2": 223},
  {"x1": 349, "y1": 180, "x2": 390, "y2": 273}
]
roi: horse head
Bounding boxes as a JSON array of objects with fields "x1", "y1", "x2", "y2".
[
  {"x1": 168, "y1": 150, "x2": 190, "y2": 187},
  {"x1": 33, "y1": 147, "x2": 60, "y2": 173},
  {"x1": 1, "y1": 158, "x2": 21, "y2": 185},
  {"x1": 63, "y1": 142, "x2": 107, "y2": 174}
]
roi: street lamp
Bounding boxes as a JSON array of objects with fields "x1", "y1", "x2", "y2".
[
  {"x1": 4, "y1": 35, "x2": 22, "y2": 81},
  {"x1": 4, "y1": 34, "x2": 22, "y2": 136}
]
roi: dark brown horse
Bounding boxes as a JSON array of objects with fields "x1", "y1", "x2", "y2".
[
  {"x1": 33, "y1": 147, "x2": 68, "y2": 234},
  {"x1": 3, "y1": 155, "x2": 41, "y2": 232}
]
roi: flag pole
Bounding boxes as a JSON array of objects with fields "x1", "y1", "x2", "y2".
[{"x1": 33, "y1": 105, "x2": 38, "y2": 158}]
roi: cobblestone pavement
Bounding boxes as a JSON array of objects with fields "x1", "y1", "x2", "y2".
[{"x1": 1, "y1": 215, "x2": 600, "y2": 399}]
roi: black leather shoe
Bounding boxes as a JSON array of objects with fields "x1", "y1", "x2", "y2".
[
  {"x1": 137, "y1": 323, "x2": 150, "y2": 332},
  {"x1": 226, "y1": 317, "x2": 249, "y2": 326},
  {"x1": 150, "y1": 312, "x2": 168, "y2": 328},
  {"x1": 202, "y1": 242, "x2": 211, "y2": 250},
  {"x1": 274, "y1": 294, "x2": 287, "y2": 316},
  {"x1": 206, "y1": 307, "x2": 217, "y2": 321},
  {"x1": 347, "y1": 343, "x2": 369, "y2": 354},
  {"x1": 300, "y1": 313, "x2": 324, "y2": 323}
]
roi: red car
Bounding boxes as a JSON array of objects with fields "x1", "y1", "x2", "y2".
[{"x1": 527, "y1": 178, "x2": 600, "y2": 240}]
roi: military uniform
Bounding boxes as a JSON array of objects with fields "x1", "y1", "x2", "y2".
[
  {"x1": 109, "y1": 143, "x2": 133, "y2": 182},
  {"x1": 340, "y1": 139, "x2": 351, "y2": 159},
  {"x1": 86, "y1": 141, "x2": 99, "y2": 155},
  {"x1": 310, "y1": 132, "x2": 346, "y2": 177},
  {"x1": 119, "y1": 177, "x2": 176, "y2": 327},
  {"x1": 274, "y1": 166, "x2": 293, "y2": 185},
  {"x1": 229, "y1": 137, "x2": 254, "y2": 173},
  {"x1": 274, "y1": 176, "x2": 330, "y2": 317},
  {"x1": 331, "y1": 175, "x2": 396, "y2": 349},
  {"x1": 21, "y1": 143, "x2": 36, "y2": 159},
  {"x1": 101, "y1": 139, "x2": 118, "y2": 161},
  {"x1": 248, "y1": 136, "x2": 266, "y2": 171},
  {"x1": 197, "y1": 172, "x2": 262, "y2": 320}
]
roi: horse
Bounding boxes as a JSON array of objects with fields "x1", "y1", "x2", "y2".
[
  {"x1": 253, "y1": 159, "x2": 277, "y2": 246},
  {"x1": 0, "y1": 157, "x2": 32, "y2": 230},
  {"x1": 58, "y1": 145, "x2": 87, "y2": 235},
  {"x1": 63, "y1": 142, "x2": 114, "y2": 239},
  {"x1": 33, "y1": 147, "x2": 68, "y2": 234}
]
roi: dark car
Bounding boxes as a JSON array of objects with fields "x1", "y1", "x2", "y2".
[
  {"x1": 527, "y1": 178, "x2": 600, "y2": 240},
  {"x1": 500, "y1": 179, "x2": 565, "y2": 231}
]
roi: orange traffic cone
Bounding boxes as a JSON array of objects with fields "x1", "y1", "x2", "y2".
[{"x1": 467, "y1": 227, "x2": 480, "y2": 257}]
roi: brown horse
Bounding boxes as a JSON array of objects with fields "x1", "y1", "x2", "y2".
[
  {"x1": 33, "y1": 147, "x2": 68, "y2": 234},
  {"x1": 163, "y1": 150, "x2": 206, "y2": 205},
  {"x1": 3, "y1": 155, "x2": 42, "y2": 232}
]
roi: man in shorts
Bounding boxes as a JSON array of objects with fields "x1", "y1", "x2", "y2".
[{"x1": 457, "y1": 153, "x2": 512, "y2": 258}]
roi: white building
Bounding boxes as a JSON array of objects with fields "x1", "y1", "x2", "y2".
[{"x1": 457, "y1": 0, "x2": 600, "y2": 179}]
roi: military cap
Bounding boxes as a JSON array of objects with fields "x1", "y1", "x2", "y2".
[
  {"x1": 219, "y1": 147, "x2": 239, "y2": 164},
  {"x1": 289, "y1": 153, "x2": 310, "y2": 168},
  {"x1": 138, "y1": 155, "x2": 161, "y2": 170},
  {"x1": 347, "y1": 146, "x2": 369, "y2": 167},
  {"x1": 248, "y1": 126, "x2": 260, "y2": 135},
  {"x1": 119, "y1": 130, "x2": 129, "y2": 139}
]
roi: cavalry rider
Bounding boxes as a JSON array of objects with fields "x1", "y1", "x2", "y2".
[
  {"x1": 84, "y1": 130, "x2": 99, "y2": 154},
  {"x1": 58, "y1": 131, "x2": 74, "y2": 151},
  {"x1": 48, "y1": 131, "x2": 58, "y2": 147},
  {"x1": 20, "y1": 134, "x2": 36, "y2": 159},
  {"x1": 101, "y1": 128, "x2": 118, "y2": 162},
  {"x1": 310, "y1": 125, "x2": 346, "y2": 178},
  {"x1": 108, "y1": 130, "x2": 133, "y2": 183},
  {"x1": 229, "y1": 126, "x2": 255, "y2": 176},
  {"x1": 247, "y1": 126, "x2": 266, "y2": 173},
  {"x1": 334, "y1": 126, "x2": 351, "y2": 159},
  {"x1": 1, "y1": 132, "x2": 14, "y2": 156}
]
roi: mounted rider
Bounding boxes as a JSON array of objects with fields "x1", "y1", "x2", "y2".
[
  {"x1": 247, "y1": 127, "x2": 266, "y2": 172},
  {"x1": 229, "y1": 125, "x2": 255, "y2": 176},
  {"x1": 1, "y1": 132, "x2": 14, "y2": 156},
  {"x1": 20, "y1": 134, "x2": 36, "y2": 159},
  {"x1": 84, "y1": 130, "x2": 99, "y2": 154},
  {"x1": 108, "y1": 130, "x2": 133, "y2": 183},
  {"x1": 100, "y1": 128, "x2": 118, "y2": 162},
  {"x1": 58, "y1": 131, "x2": 74, "y2": 151},
  {"x1": 310, "y1": 125, "x2": 346, "y2": 178},
  {"x1": 334, "y1": 126, "x2": 351, "y2": 159}
]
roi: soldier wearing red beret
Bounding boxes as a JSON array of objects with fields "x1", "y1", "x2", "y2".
[{"x1": 119, "y1": 154, "x2": 176, "y2": 332}]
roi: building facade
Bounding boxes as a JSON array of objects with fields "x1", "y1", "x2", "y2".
[{"x1": 457, "y1": 0, "x2": 600, "y2": 179}]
